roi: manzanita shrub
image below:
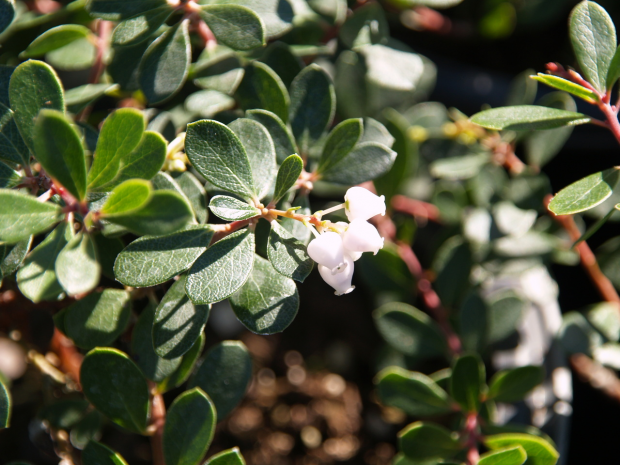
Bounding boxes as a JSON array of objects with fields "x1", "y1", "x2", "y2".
[{"x1": 4, "y1": 0, "x2": 620, "y2": 464}]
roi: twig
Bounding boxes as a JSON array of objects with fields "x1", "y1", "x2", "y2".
[
  {"x1": 78, "y1": 19, "x2": 112, "y2": 122},
  {"x1": 396, "y1": 242, "x2": 463, "y2": 356},
  {"x1": 570, "y1": 353, "x2": 620, "y2": 403},
  {"x1": 391, "y1": 195, "x2": 441, "y2": 222},
  {"x1": 544, "y1": 195, "x2": 620, "y2": 304},
  {"x1": 149, "y1": 391, "x2": 167, "y2": 465},
  {"x1": 49, "y1": 328, "x2": 84, "y2": 387},
  {"x1": 463, "y1": 412, "x2": 480, "y2": 465}
]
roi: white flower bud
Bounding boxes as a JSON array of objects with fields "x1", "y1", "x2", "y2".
[
  {"x1": 344, "y1": 187, "x2": 386, "y2": 221},
  {"x1": 318, "y1": 255, "x2": 355, "y2": 295},
  {"x1": 307, "y1": 231, "x2": 347, "y2": 273},
  {"x1": 342, "y1": 219, "x2": 384, "y2": 255}
]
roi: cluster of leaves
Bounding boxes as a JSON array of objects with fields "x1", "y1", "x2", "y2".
[{"x1": 4, "y1": 0, "x2": 620, "y2": 464}]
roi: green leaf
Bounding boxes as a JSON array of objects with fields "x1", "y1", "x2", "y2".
[
  {"x1": 281, "y1": 194, "x2": 311, "y2": 244},
  {"x1": 186, "y1": 228, "x2": 255, "y2": 304},
  {"x1": 106, "y1": 190, "x2": 193, "y2": 236},
  {"x1": 56, "y1": 232, "x2": 101, "y2": 296},
  {"x1": 81, "y1": 348, "x2": 149, "y2": 434},
  {"x1": 459, "y1": 292, "x2": 487, "y2": 352},
  {"x1": 9, "y1": 60, "x2": 64, "y2": 153},
  {"x1": 158, "y1": 333, "x2": 205, "y2": 393},
  {"x1": 216, "y1": 0, "x2": 293, "y2": 39},
  {"x1": 479, "y1": 446, "x2": 528, "y2": 465},
  {"x1": 87, "y1": 108, "x2": 145, "y2": 191},
  {"x1": 163, "y1": 388, "x2": 216, "y2": 465},
  {"x1": 16, "y1": 223, "x2": 70, "y2": 303},
  {"x1": 289, "y1": 64, "x2": 335, "y2": 153},
  {"x1": 318, "y1": 118, "x2": 363, "y2": 173},
  {"x1": 273, "y1": 154, "x2": 303, "y2": 203},
  {"x1": 65, "y1": 84, "x2": 119, "y2": 114},
  {"x1": 209, "y1": 195, "x2": 260, "y2": 221},
  {"x1": 173, "y1": 172, "x2": 208, "y2": 223},
  {"x1": 189, "y1": 341, "x2": 252, "y2": 419},
  {"x1": 87, "y1": 0, "x2": 168, "y2": 20},
  {"x1": 139, "y1": 20, "x2": 191, "y2": 104},
  {"x1": 569, "y1": 0, "x2": 617, "y2": 93},
  {"x1": 339, "y1": 3, "x2": 389, "y2": 49},
  {"x1": 506, "y1": 69, "x2": 538, "y2": 106},
  {"x1": 20, "y1": 25, "x2": 93, "y2": 58},
  {"x1": 185, "y1": 120, "x2": 256, "y2": 200},
  {"x1": 531, "y1": 74, "x2": 598, "y2": 103},
  {"x1": 0, "y1": 378, "x2": 9, "y2": 428},
  {"x1": 320, "y1": 142, "x2": 396, "y2": 185},
  {"x1": 485, "y1": 434, "x2": 559, "y2": 465},
  {"x1": 450, "y1": 354, "x2": 484, "y2": 413},
  {"x1": 199, "y1": 5, "x2": 265, "y2": 51},
  {"x1": 246, "y1": 109, "x2": 297, "y2": 164},
  {"x1": 114, "y1": 225, "x2": 214, "y2": 287},
  {"x1": 260, "y1": 42, "x2": 303, "y2": 88},
  {"x1": 82, "y1": 441, "x2": 129, "y2": 465},
  {"x1": 103, "y1": 131, "x2": 167, "y2": 189},
  {"x1": 375, "y1": 367, "x2": 452, "y2": 417},
  {"x1": 434, "y1": 238, "x2": 472, "y2": 308},
  {"x1": 236, "y1": 62, "x2": 290, "y2": 123},
  {"x1": 398, "y1": 422, "x2": 461, "y2": 461},
  {"x1": 0, "y1": 236, "x2": 32, "y2": 277},
  {"x1": 100, "y1": 179, "x2": 152, "y2": 216},
  {"x1": 0, "y1": 104, "x2": 29, "y2": 165},
  {"x1": 470, "y1": 105, "x2": 591, "y2": 131},
  {"x1": 185, "y1": 90, "x2": 235, "y2": 118},
  {"x1": 0, "y1": 0, "x2": 14, "y2": 35},
  {"x1": 108, "y1": 40, "x2": 152, "y2": 91},
  {"x1": 153, "y1": 275, "x2": 211, "y2": 359},
  {"x1": 229, "y1": 118, "x2": 277, "y2": 199},
  {"x1": 488, "y1": 366, "x2": 545, "y2": 403},
  {"x1": 230, "y1": 254, "x2": 299, "y2": 334},
  {"x1": 559, "y1": 311, "x2": 601, "y2": 355},
  {"x1": 607, "y1": 45, "x2": 620, "y2": 90},
  {"x1": 34, "y1": 109, "x2": 87, "y2": 200},
  {"x1": 430, "y1": 154, "x2": 491, "y2": 181},
  {"x1": 46, "y1": 38, "x2": 97, "y2": 71},
  {"x1": 373, "y1": 302, "x2": 447, "y2": 359},
  {"x1": 548, "y1": 168, "x2": 620, "y2": 215},
  {"x1": 112, "y1": 6, "x2": 174, "y2": 46},
  {"x1": 205, "y1": 448, "x2": 245, "y2": 465},
  {"x1": 572, "y1": 204, "x2": 617, "y2": 248},
  {"x1": 64, "y1": 289, "x2": 131, "y2": 349},
  {"x1": 0, "y1": 190, "x2": 61, "y2": 243},
  {"x1": 487, "y1": 291, "x2": 527, "y2": 344},
  {"x1": 267, "y1": 221, "x2": 313, "y2": 282},
  {"x1": 132, "y1": 304, "x2": 181, "y2": 382}
]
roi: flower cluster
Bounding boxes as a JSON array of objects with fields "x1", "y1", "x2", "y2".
[{"x1": 307, "y1": 187, "x2": 386, "y2": 295}]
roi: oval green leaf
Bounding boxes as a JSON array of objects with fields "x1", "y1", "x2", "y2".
[
  {"x1": 112, "y1": 6, "x2": 174, "y2": 47},
  {"x1": 189, "y1": 341, "x2": 252, "y2": 419},
  {"x1": 273, "y1": 154, "x2": 303, "y2": 203},
  {"x1": 484, "y1": 433, "x2": 559, "y2": 465},
  {"x1": 246, "y1": 109, "x2": 297, "y2": 164},
  {"x1": 56, "y1": 232, "x2": 101, "y2": 296},
  {"x1": 163, "y1": 388, "x2": 216, "y2": 465},
  {"x1": 81, "y1": 348, "x2": 149, "y2": 434},
  {"x1": 199, "y1": 4, "x2": 265, "y2": 51},
  {"x1": 398, "y1": 422, "x2": 462, "y2": 461},
  {"x1": 153, "y1": 275, "x2": 211, "y2": 359},
  {"x1": 470, "y1": 105, "x2": 591, "y2": 131},
  {"x1": 21, "y1": 25, "x2": 93, "y2": 58},
  {"x1": 479, "y1": 446, "x2": 527, "y2": 465},
  {"x1": 230, "y1": 254, "x2": 299, "y2": 335},
  {"x1": 267, "y1": 220, "x2": 313, "y2": 282},
  {"x1": 0, "y1": 189, "x2": 61, "y2": 244},
  {"x1": 450, "y1": 353, "x2": 485, "y2": 413},
  {"x1": 236, "y1": 61, "x2": 290, "y2": 123},
  {"x1": 64, "y1": 289, "x2": 131, "y2": 349},
  {"x1": 318, "y1": 118, "x2": 363, "y2": 173},
  {"x1": 114, "y1": 225, "x2": 214, "y2": 287},
  {"x1": 320, "y1": 142, "x2": 396, "y2": 185},
  {"x1": 548, "y1": 168, "x2": 620, "y2": 215},
  {"x1": 488, "y1": 366, "x2": 545, "y2": 403},
  {"x1": 375, "y1": 367, "x2": 452, "y2": 417},
  {"x1": 100, "y1": 179, "x2": 152, "y2": 216},
  {"x1": 82, "y1": 441, "x2": 129, "y2": 465},
  {"x1": 205, "y1": 448, "x2": 245, "y2": 465},
  {"x1": 209, "y1": 195, "x2": 261, "y2": 221},
  {"x1": 186, "y1": 228, "x2": 255, "y2": 304}
]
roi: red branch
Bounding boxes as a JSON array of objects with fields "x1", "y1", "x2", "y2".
[
  {"x1": 49, "y1": 329, "x2": 83, "y2": 387},
  {"x1": 391, "y1": 195, "x2": 441, "y2": 222},
  {"x1": 149, "y1": 392, "x2": 166, "y2": 465},
  {"x1": 544, "y1": 195, "x2": 620, "y2": 304}
]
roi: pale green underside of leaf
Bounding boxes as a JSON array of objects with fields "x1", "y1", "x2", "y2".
[
  {"x1": 548, "y1": 168, "x2": 620, "y2": 215},
  {"x1": 209, "y1": 195, "x2": 260, "y2": 221},
  {"x1": 0, "y1": 189, "x2": 61, "y2": 244},
  {"x1": 470, "y1": 105, "x2": 591, "y2": 131}
]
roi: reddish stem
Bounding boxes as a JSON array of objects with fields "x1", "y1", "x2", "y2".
[
  {"x1": 544, "y1": 195, "x2": 620, "y2": 305},
  {"x1": 464, "y1": 412, "x2": 480, "y2": 465},
  {"x1": 396, "y1": 242, "x2": 463, "y2": 356},
  {"x1": 49, "y1": 328, "x2": 83, "y2": 387},
  {"x1": 391, "y1": 195, "x2": 441, "y2": 222},
  {"x1": 149, "y1": 392, "x2": 166, "y2": 465}
]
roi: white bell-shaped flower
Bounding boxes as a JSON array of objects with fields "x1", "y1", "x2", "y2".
[
  {"x1": 307, "y1": 231, "x2": 347, "y2": 273},
  {"x1": 344, "y1": 187, "x2": 386, "y2": 221},
  {"x1": 342, "y1": 219, "x2": 384, "y2": 255},
  {"x1": 318, "y1": 255, "x2": 355, "y2": 295},
  {"x1": 347, "y1": 250, "x2": 363, "y2": 261}
]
